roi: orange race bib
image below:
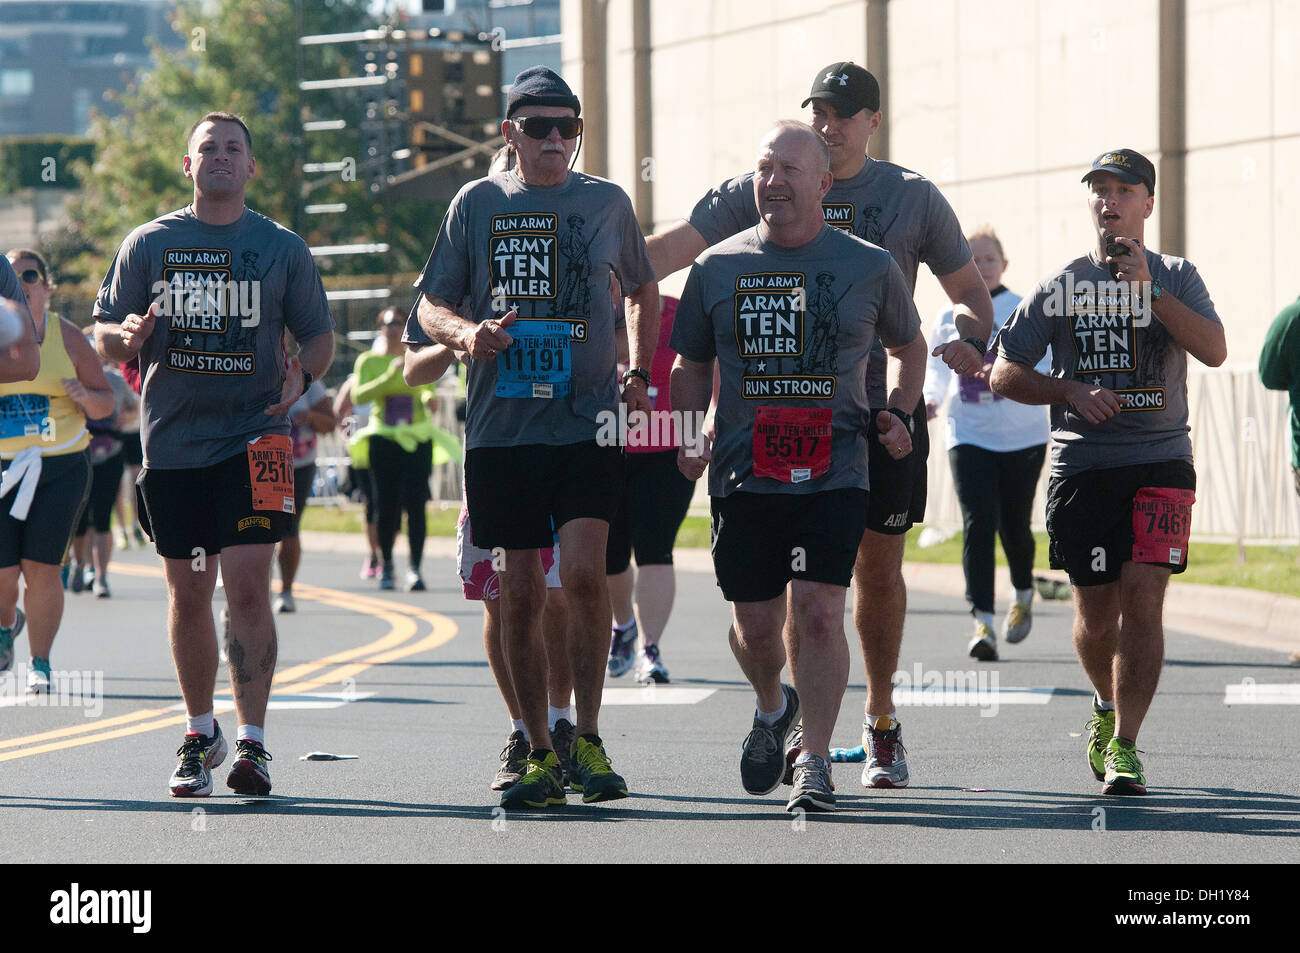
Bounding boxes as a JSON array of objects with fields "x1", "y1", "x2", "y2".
[
  {"x1": 752, "y1": 406, "x2": 832, "y2": 484},
  {"x1": 1131, "y1": 486, "x2": 1195, "y2": 565},
  {"x1": 247, "y1": 434, "x2": 295, "y2": 514}
]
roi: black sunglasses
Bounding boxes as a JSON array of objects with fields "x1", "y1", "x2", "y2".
[
  {"x1": 512, "y1": 116, "x2": 582, "y2": 140},
  {"x1": 18, "y1": 269, "x2": 44, "y2": 285}
]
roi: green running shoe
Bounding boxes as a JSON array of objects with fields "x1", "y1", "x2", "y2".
[
  {"x1": 1102, "y1": 738, "x2": 1147, "y2": 796},
  {"x1": 500, "y1": 751, "x2": 566, "y2": 809},
  {"x1": 1084, "y1": 700, "x2": 1115, "y2": 781},
  {"x1": 569, "y1": 735, "x2": 629, "y2": 803}
]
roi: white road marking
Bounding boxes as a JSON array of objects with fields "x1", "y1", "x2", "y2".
[
  {"x1": 890, "y1": 686, "x2": 1056, "y2": 706},
  {"x1": 599, "y1": 687, "x2": 717, "y2": 705},
  {"x1": 166, "y1": 691, "x2": 376, "y2": 712},
  {"x1": 1223, "y1": 683, "x2": 1300, "y2": 705}
]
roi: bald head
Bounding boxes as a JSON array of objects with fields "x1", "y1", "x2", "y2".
[{"x1": 753, "y1": 121, "x2": 834, "y2": 245}]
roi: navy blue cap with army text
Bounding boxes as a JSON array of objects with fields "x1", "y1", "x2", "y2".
[{"x1": 1081, "y1": 149, "x2": 1156, "y2": 194}]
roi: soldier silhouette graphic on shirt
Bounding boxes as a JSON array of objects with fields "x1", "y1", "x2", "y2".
[
  {"x1": 553, "y1": 214, "x2": 592, "y2": 318},
  {"x1": 800, "y1": 272, "x2": 842, "y2": 374}
]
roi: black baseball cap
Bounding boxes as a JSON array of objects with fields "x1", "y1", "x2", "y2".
[
  {"x1": 1082, "y1": 149, "x2": 1156, "y2": 194},
  {"x1": 801, "y1": 62, "x2": 880, "y2": 117}
]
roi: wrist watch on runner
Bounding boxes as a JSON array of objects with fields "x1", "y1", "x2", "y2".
[
  {"x1": 886, "y1": 406, "x2": 914, "y2": 434},
  {"x1": 300, "y1": 370, "x2": 313, "y2": 398},
  {"x1": 621, "y1": 367, "x2": 651, "y2": 388},
  {"x1": 961, "y1": 336, "x2": 987, "y2": 354}
]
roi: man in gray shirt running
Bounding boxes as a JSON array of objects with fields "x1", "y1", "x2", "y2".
[
  {"x1": 650, "y1": 62, "x2": 993, "y2": 792},
  {"x1": 991, "y1": 149, "x2": 1226, "y2": 796},
  {"x1": 672, "y1": 121, "x2": 925, "y2": 811}
]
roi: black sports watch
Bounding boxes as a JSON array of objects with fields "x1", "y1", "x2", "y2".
[
  {"x1": 960, "y1": 336, "x2": 988, "y2": 354},
  {"x1": 621, "y1": 367, "x2": 651, "y2": 388},
  {"x1": 300, "y1": 369, "x2": 313, "y2": 398},
  {"x1": 886, "y1": 406, "x2": 914, "y2": 434}
]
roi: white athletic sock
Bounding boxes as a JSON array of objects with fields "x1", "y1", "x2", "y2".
[
  {"x1": 1015, "y1": 588, "x2": 1034, "y2": 605},
  {"x1": 236, "y1": 724, "x2": 265, "y2": 746},
  {"x1": 756, "y1": 694, "x2": 787, "y2": 726},
  {"x1": 613, "y1": 617, "x2": 636, "y2": 632},
  {"x1": 1094, "y1": 692, "x2": 1115, "y2": 711},
  {"x1": 547, "y1": 706, "x2": 571, "y2": 731},
  {"x1": 187, "y1": 711, "x2": 215, "y2": 738},
  {"x1": 510, "y1": 717, "x2": 529, "y2": 741},
  {"x1": 975, "y1": 610, "x2": 994, "y2": 629},
  {"x1": 865, "y1": 712, "x2": 898, "y2": 730}
]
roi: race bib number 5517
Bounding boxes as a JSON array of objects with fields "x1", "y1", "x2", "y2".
[{"x1": 752, "y1": 406, "x2": 832, "y2": 483}]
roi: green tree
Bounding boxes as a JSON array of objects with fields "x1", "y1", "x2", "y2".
[{"x1": 66, "y1": 0, "x2": 449, "y2": 295}]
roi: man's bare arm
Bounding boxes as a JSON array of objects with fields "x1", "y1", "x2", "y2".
[
  {"x1": 416, "y1": 293, "x2": 513, "y2": 361},
  {"x1": 404, "y1": 342, "x2": 460, "y2": 387},
  {"x1": 932, "y1": 260, "x2": 996, "y2": 377},
  {"x1": 884, "y1": 331, "x2": 929, "y2": 412},
  {"x1": 297, "y1": 330, "x2": 335, "y2": 379},
  {"x1": 646, "y1": 221, "x2": 708, "y2": 283},
  {"x1": 0, "y1": 296, "x2": 39, "y2": 381},
  {"x1": 990, "y1": 356, "x2": 1120, "y2": 425}
]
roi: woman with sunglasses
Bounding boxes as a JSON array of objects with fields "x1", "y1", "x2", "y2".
[
  {"x1": 351, "y1": 306, "x2": 439, "y2": 591},
  {"x1": 0, "y1": 250, "x2": 115, "y2": 690}
]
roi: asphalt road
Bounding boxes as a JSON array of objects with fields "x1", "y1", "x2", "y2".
[{"x1": 1, "y1": 542, "x2": 1297, "y2": 865}]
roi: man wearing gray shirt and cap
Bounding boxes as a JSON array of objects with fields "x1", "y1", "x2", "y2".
[
  {"x1": 672, "y1": 121, "x2": 925, "y2": 812},
  {"x1": 416, "y1": 66, "x2": 658, "y2": 810},
  {"x1": 991, "y1": 148, "x2": 1226, "y2": 796},
  {"x1": 650, "y1": 61, "x2": 993, "y2": 792}
]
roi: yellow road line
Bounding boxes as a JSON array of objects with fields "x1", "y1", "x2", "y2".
[{"x1": 0, "y1": 565, "x2": 458, "y2": 762}]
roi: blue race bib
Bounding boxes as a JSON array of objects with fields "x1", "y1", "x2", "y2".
[
  {"x1": 495, "y1": 321, "x2": 572, "y2": 399},
  {"x1": 0, "y1": 394, "x2": 51, "y2": 440}
]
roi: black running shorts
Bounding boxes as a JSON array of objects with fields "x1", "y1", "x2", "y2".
[
  {"x1": 865, "y1": 397, "x2": 929, "y2": 535},
  {"x1": 710, "y1": 488, "x2": 870, "y2": 603},
  {"x1": 136, "y1": 451, "x2": 293, "y2": 560},
  {"x1": 1045, "y1": 459, "x2": 1196, "y2": 587},
  {"x1": 0, "y1": 450, "x2": 90, "y2": 567},
  {"x1": 464, "y1": 440, "x2": 622, "y2": 551},
  {"x1": 605, "y1": 449, "x2": 696, "y2": 574}
]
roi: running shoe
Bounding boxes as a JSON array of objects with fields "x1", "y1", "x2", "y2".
[
  {"x1": 862, "y1": 715, "x2": 909, "y2": 788},
  {"x1": 569, "y1": 735, "x2": 629, "y2": 803},
  {"x1": 70, "y1": 561, "x2": 85, "y2": 594},
  {"x1": 133, "y1": 526, "x2": 146, "y2": 545},
  {"x1": 93, "y1": 578, "x2": 111, "y2": 599},
  {"x1": 491, "y1": 730, "x2": 531, "y2": 792},
  {"x1": 782, "y1": 722, "x2": 803, "y2": 785},
  {"x1": 405, "y1": 570, "x2": 426, "y2": 592},
  {"x1": 1003, "y1": 600, "x2": 1032, "y2": 644},
  {"x1": 169, "y1": 722, "x2": 228, "y2": 798},
  {"x1": 379, "y1": 561, "x2": 395, "y2": 591},
  {"x1": 740, "y1": 684, "x2": 800, "y2": 796},
  {"x1": 606, "y1": 621, "x2": 638, "y2": 677},
  {"x1": 1085, "y1": 699, "x2": 1116, "y2": 781},
  {"x1": 27, "y1": 657, "x2": 51, "y2": 695},
  {"x1": 549, "y1": 718, "x2": 575, "y2": 788},
  {"x1": 787, "y1": 753, "x2": 836, "y2": 812},
  {"x1": 116, "y1": 530, "x2": 132, "y2": 551},
  {"x1": 0, "y1": 607, "x2": 24, "y2": 673},
  {"x1": 635, "y1": 644, "x2": 669, "y2": 684},
  {"x1": 1102, "y1": 738, "x2": 1147, "y2": 796},
  {"x1": 273, "y1": 592, "x2": 296, "y2": 614},
  {"x1": 360, "y1": 555, "x2": 380, "y2": 580},
  {"x1": 967, "y1": 620, "x2": 997, "y2": 661},
  {"x1": 226, "y1": 739, "x2": 273, "y2": 796},
  {"x1": 499, "y1": 751, "x2": 566, "y2": 809},
  {"x1": 83, "y1": 565, "x2": 95, "y2": 590}
]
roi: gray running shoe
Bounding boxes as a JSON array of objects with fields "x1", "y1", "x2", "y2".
[
  {"x1": 491, "y1": 730, "x2": 531, "y2": 792},
  {"x1": 169, "y1": 722, "x2": 229, "y2": 798},
  {"x1": 0, "y1": 607, "x2": 25, "y2": 673},
  {"x1": 634, "y1": 644, "x2": 669, "y2": 684},
  {"x1": 967, "y1": 620, "x2": 997, "y2": 661},
  {"x1": 787, "y1": 753, "x2": 836, "y2": 812},
  {"x1": 862, "y1": 716, "x2": 910, "y2": 788},
  {"x1": 1003, "y1": 600, "x2": 1032, "y2": 644},
  {"x1": 549, "y1": 718, "x2": 576, "y2": 787},
  {"x1": 740, "y1": 684, "x2": 800, "y2": 796},
  {"x1": 273, "y1": 592, "x2": 296, "y2": 614},
  {"x1": 607, "y1": 621, "x2": 638, "y2": 677},
  {"x1": 93, "y1": 578, "x2": 111, "y2": 599},
  {"x1": 70, "y1": 561, "x2": 85, "y2": 594}
]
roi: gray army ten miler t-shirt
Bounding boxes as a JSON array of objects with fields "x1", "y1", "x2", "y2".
[
  {"x1": 688, "y1": 158, "x2": 970, "y2": 407},
  {"x1": 93, "y1": 207, "x2": 334, "y2": 469},
  {"x1": 994, "y1": 250, "x2": 1220, "y2": 478},
  {"x1": 415, "y1": 169, "x2": 654, "y2": 451},
  {"x1": 672, "y1": 224, "x2": 920, "y2": 499}
]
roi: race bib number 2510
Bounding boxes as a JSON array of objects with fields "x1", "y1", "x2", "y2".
[{"x1": 247, "y1": 434, "x2": 295, "y2": 514}]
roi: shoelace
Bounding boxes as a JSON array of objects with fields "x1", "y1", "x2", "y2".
[
  {"x1": 794, "y1": 758, "x2": 831, "y2": 792},
  {"x1": 1107, "y1": 745, "x2": 1143, "y2": 775},
  {"x1": 743, "y1": 726, "x2": 779, "y2": 762},
  {"x1": 870, "y1": 728, "x2": 898, "y2": 766},
  {"x1": 235, "y1": 742, "x2": 272, "y2": 763},
  {"x1": 576, "y1": 740, "x2": 614, "y2": 774},
  {"x1": 500, "y1": 738, "x2": 529, "y2": 763}
]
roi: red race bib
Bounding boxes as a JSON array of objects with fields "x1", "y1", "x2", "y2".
[
  {"x1": 752, "y1": 407, "x2": 832, "y2": 484},
  {"x1": 1131, "y1": 486, "x2": 1195, "y2": 565},
  {"x1": 247, "y1": 434, "x2": 296, "y2": 514}
]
